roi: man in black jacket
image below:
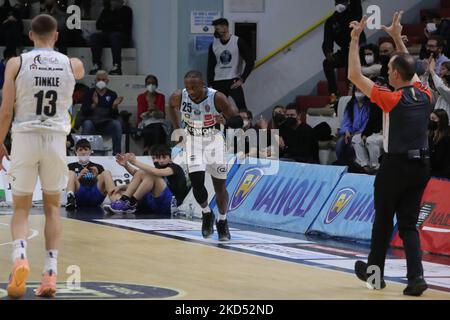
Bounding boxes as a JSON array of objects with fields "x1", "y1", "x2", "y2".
[
  {"x1": 323, "y1": 0, "x2": 366, "y2": 100},
  {"x1": 89, "y1": 0, "x2": 133, "y2": 76},
  {"x1": 279, "y1": 104, "x2": 319, "y2": 164}
]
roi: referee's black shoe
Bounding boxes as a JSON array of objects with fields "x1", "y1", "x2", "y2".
[
  {"x1": 355, "y1": 261, "x2": 386, "y2": 290},
  {"x1": 216, "y1": 219, "x2": 231, "y2": 242},
  {"x1": 202, "y1": 211, "x2": 215, "y2": 239},
  {"x1": 403, "y1": 276, "x2": 428, "y2": 297}
]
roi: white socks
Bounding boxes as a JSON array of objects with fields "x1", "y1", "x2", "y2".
[
  {"x1": 202, "y1": 206, "x2": 212, "y2": 214},
  {"x1": 218, "y1": 213, "x2": 227, "y2": 221},
  {"x1": 12, "y1": 239, "x2": 27, "y2": 262},
  {"x1": 43, "y1": 250, "x2": 58, "y2": 275}
]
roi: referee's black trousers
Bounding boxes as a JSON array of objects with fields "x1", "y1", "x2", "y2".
[
  {"x1": 212, "y1": 79, "x2": 247, "y2": 111},
  {"x1": 368, "y1": 155, "x2": 430, "y2": 280}
]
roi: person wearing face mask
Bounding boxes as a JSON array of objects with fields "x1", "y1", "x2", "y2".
[
  {"x1": 104, "y1": 144, "x2": 189, "y2": 216},
  {"x1": 361, "y1": 44, "x2": 382, "y2": 78},
  {"x1": 207, "y1": 18, "x2": 255, "y2": 111},
  {"x1": 351, "y1": 77, "x2": 384, "y2": 173},
  {"x1": 278, "y1": 104, "x2": 319, "y2": 163},
  {"x1": 418, "y1": 36, "x2": 450, "y2": 76},
  {"x1": 89, "y1": 0, "x2": 133, "y2": 75},
  {"x1": 80, "y1": 70, "x2": 124, "y2": 155},
  {"x1": 335, "y1": 86, "x2": 370, "y2": 165},
  {"x1": 426, "y1": 58, "x2": 450, "y2": 125},
  {"x1": 65, "y1": 139, "x2": 117, "y2": 212},
  {"x1": 428, "y1": 109, "x2": 450, "y2": 179},
  {"x1": 136, "y1": 75, "x2": 168, "y2": 155},
  {"x1": 322, "y1": 0, "x2": 366, "y2": 101},
  {"x1": 379, "y1": 41, "x2": 396, "y2": 81},
  {"x1": 420, "y1": 12, "x2": 450, "y2": 60}
]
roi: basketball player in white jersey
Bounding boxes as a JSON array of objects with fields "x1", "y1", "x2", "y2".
[
  {"x1": 169, "y1": 71, "x2": 243, "y2": 241},
  {"x1": 0, "y1": 14, "x2": 85, "y2": 299}
]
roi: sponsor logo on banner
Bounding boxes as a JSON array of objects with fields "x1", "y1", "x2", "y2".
[
  {"x1": 229, "y1": 167, "x2": 264, "y2": 211},
  {"x1": 325, "y1": 188, "x2": 356, "y2": 224},
  {"x1": 250, "y1": 176, "x2": 327, "y2": 218}
]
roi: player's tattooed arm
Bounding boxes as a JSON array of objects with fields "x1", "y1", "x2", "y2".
[
  {"x1": 214, "y1": 91, "x2": 243, "y2": 129},
  {"x1": 168, "y1": 90, "x2": 183, "y2": 130},
  {"x1": 70, "y1": 58, "x2": 85, "y2": 80}
]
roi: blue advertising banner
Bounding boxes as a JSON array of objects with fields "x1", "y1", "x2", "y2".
[
  {"x1": 308, "y1": 173, "x2": 382, "y2": 241},
  {"x1": 226, "y1": 160, "x2": 347, "y2": 234}
]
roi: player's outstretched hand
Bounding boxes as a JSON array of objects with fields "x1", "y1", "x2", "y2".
[
  {"x1": 125, "y1": 153, "x2": 137, "y2": 164},
  {"x1": 349, "y1": 16, "x2": 368, "y2": 40},
  {"x1": 0, "y1": 144, "x2": 10, "y2": 171}
]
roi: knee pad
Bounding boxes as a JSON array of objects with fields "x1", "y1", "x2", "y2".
[{"x1": 189, "y1": 172, "x2": 208, "y2": 204}]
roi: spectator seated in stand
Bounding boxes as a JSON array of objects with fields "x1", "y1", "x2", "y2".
[
  {"x1": 361, "y1": 43, "x2": 382, "y2": 78},
  {"x1": 65, "y1": 139, "x2": 119, "y2": 211},
  {"x1": 89, "y1": 0, "x2": 133, "y2": 75},
  {"x1": 103, "y1": 144, "x2": 189, "y2": 216},
  {"x1": 137, "y1": 75, "x2": 168, "y2": 155},
  {"x1": 429, "y1": 109, "x2": 450, "y2": 179},
  {"x1": 335, "y1": 85, "x2": 370, "y2": 166},
  {"x1": 352, "y1": 77, "x2": 384, "y2": 174},
  {"x1": 278, "y1": 104, "x2": 319, "y2": 164},
  {"x1": 80, "y1": 70, "x2": 124, "y2": 155}
]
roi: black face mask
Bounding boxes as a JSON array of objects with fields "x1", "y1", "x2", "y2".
[
  {"x1": 426, "y1": 50, "x2": 437, "y2": 59},
  {"x1": 285, "y1": 117, "x2": 298, "y2": 128},
  {"x1": 429, "y1": 121, "x2": 439, "y2": 131},
  {"x1": 379, "y1": 55, "x2": 391, "y2": 65},
  {"x1": 154, "y1": 162, "x2": 169, "y2": 169},
  {"x1": 273, "y1": 113, "x2": 286, "y2": 126}
]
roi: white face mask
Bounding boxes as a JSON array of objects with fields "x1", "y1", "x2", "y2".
[
  {"x1": 78, "y1": 155, "x2": 90, "y2": 164},
  {"x1": 426, "y1": 23, "x2": 438, "y2": 34},
  {"x1": 243, "y1": 120, "x2": 250, "y2": 128},
  {"x1": 96, "y1": 81, "x2": 107, "y2": 90},
  {"x1": 365, "y1": 55, "x2": 375, "y2": 65},
  {"x1": 335, "y1": 4, "x2": 347, "y2": 13},
  {"x1": 147, "y1": 84, "x2": 157, "y2": 93}
]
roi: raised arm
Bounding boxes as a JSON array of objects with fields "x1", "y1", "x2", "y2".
[
  {"x1": 347, "y1": 16, "x2": 375, "y2": 98},
  {"x1": 381, "y1": 11, "x2": 420, "y2": 83}
]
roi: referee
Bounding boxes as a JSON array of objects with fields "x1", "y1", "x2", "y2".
[{"x1": 348, "y1": 12, "x2": 431, "y2": 296}]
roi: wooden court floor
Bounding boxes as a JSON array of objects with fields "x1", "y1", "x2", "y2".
[{"x1": 1, "y1": 215, "x2": 449, "y2": 300}]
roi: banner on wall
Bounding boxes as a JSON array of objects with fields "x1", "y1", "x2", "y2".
[
  {"x1": 308, "y1": 173, "x2": 382, "y2": 241},
  {"x1": 226, "y1": 160, "x2": 347, "y2": 234},
  {"x1": 391, "y1": 178, "x2": 450, "y2": 256},
  {"x1": 0, "y1": 156, "x2": 154, "y2": 204}
]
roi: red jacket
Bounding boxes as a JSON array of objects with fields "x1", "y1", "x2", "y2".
[{"x1": 137, "y1": 92, "x2": 166, "y2": 125}]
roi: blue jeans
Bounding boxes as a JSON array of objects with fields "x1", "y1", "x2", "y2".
[
  {"x1": 81, "y1": 119, "x2": 122, "y2": 155},
  {"x1": 336, "y1": 135, "x2": 355, "y2": 164}
]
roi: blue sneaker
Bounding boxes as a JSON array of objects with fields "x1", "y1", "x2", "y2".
[{"x1": 104, "y1": 200, "x2": 137, "y2": 214}]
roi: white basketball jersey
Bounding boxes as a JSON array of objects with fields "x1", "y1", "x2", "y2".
[
  {"x1": 181, "y1": 87, "x2": 220, "y2": 135},
  {"x1": 12, "y1": 49, "x2": 76, "y2": 135},
  {"x1": 212, "y1": 35, "x2": 244, "y2": 81}
]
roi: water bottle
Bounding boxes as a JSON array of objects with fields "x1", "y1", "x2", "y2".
[
  {"x1": 170, "y1": 196, "x2": 179, "y2": 219},
  {"x1": 186, "y1": 203, "x2": 194, "y2": 220}
]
